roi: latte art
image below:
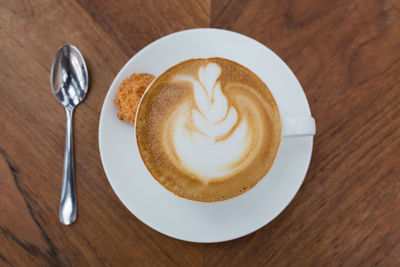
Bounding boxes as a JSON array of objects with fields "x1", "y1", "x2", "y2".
[
  {"x1": 165, "y1": 63, "x2": 253, "y2": 182},
  {"x1": 177, "y1": 63, "x2": 239, "y2": 140},
  {"x1": 136, "y1": 58, "x2": 281, "y2": 202}
]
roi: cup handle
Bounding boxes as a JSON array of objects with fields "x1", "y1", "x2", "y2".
[{"x1": 282, "y1": 116, "x2": 316, "y2": 137}]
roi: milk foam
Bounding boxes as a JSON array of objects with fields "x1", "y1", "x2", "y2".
[
  {"x1": 169, "y1": 63, "x2": 252, "y2": 183},
  {"x1": 136, "y1": 57, "x2": 282, "y2": 202}
]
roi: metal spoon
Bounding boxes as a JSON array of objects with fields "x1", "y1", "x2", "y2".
[{"x1": 50, "y1": 44, "x2": 88, "y2": 225}]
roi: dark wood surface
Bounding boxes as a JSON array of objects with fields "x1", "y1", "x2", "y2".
[{"x1": 1, "y1": 0, "x2": 399, "y2": 266}]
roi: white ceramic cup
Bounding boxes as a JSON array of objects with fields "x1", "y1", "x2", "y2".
[{"x1": 135, "y1": 58, "x2": 316, "y2": 201}]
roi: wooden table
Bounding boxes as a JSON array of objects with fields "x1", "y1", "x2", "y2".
[{"x1": 1, "y1": 0, "x2": 399, "y2": 266}]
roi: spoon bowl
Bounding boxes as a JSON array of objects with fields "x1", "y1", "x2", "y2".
[
  {"x1": 50, "y1": 44, "x2": 88, "y2": 225},
  {"x1": 51, "y1": 44, "x2": 88, "y2": 108}
]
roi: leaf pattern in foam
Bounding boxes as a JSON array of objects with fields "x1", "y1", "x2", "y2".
[
  {"x1": 207, "y1": 81, "x2": 228, "y2": 123},
  {"x1": 198, "y1": 63, "x2": 220, "y2": 98},
  {"x1": 176, "y1": 63, "x2": 239, "y2": 140}
]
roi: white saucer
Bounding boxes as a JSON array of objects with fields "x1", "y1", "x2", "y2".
[{"x1": 99, "y1": 29, "x2": 314, "y2": 243}]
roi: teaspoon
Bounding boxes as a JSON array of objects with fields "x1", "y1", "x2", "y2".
[{"x1": 50, "y1": 44, "x2": 88, "y2": 225}]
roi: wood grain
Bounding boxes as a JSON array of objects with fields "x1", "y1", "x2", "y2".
[{"x1": 0, "y1": 0, "x2": 399, "y2": 266}]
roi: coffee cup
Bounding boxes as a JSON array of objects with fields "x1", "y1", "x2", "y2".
[{"x1": 135, "y1": 57, "x2": 315, "y2": 202}]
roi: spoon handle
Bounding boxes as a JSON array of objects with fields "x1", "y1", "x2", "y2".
[{"x1": 59, "y1": 107, "x2": 77, "y2": 225}]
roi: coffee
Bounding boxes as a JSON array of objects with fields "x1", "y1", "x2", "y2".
[{"x1": 136, "y1": 58, "x2": 281, "y2": 202}]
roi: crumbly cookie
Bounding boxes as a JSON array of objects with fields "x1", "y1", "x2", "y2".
[{"x1": 114, "y1": 73, "x2": 155, "y2": 124}]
